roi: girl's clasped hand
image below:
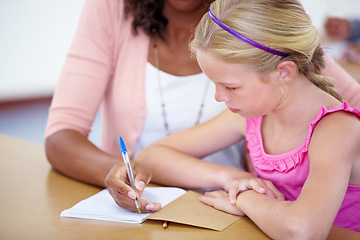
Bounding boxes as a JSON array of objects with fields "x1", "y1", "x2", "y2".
[{"x1": 200, "y1": 176, "x2": 285, "y2": 217}]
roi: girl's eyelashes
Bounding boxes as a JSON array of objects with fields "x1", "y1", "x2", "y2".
[{"x1": 225, "y1": 86, "x2": 238, "y2": 91}]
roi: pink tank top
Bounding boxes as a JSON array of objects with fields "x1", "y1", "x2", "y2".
[{"x1": 246, "y1": 102, "x2": 360, "y2": 232}]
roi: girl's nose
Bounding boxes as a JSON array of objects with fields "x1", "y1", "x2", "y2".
[{"x1": 214, "y1": 86, "x2": 228, "y2": 103}]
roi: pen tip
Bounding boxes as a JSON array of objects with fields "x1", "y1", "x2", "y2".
[{"x1": 119, "y1": 136, "x2": 127, "y2": 153}]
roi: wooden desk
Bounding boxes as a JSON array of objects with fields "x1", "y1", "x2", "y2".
[{"x1": 0, "y1": 134, "x2": 359, "y2": 240}]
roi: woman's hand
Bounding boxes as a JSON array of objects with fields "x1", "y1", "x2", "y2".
[
  {"x1": 105, "y1": 162, "x2": 161, "y2": 213},
  {"x1": 199, "y1": 190, "x2": 245, "y2": 216}
]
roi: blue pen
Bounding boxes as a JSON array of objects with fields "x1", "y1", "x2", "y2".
[{"x1": 119, "y1": 137, "x2": 141, "y2": 213}]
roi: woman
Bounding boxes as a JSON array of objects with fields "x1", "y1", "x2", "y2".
[{"x1": 45, "y1": 0, "x2": 243, "y2": 196}]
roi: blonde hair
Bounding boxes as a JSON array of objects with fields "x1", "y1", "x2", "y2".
[{"x1": 191, "y1": 0, "x2": 342, "y2": 101}]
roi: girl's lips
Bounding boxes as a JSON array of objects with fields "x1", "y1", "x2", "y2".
[{"x1": 228, "y1": 107, "x2": 240, "y2": 113}]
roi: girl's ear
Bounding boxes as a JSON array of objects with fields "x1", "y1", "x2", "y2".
[{"x1": 276, "y1": 61, "x2": 297, "y2": 83}]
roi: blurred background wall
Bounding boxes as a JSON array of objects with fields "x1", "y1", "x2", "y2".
[
  {"x1": 0, "y1": 0, "x2": 86, "y2": 101},
  {"x1": 1, "y1": 0, "x2": 359, "y2": 101}
]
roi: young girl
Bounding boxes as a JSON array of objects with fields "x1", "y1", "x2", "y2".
[{"x1": 135, "y1": 0, "x2": 360, "y2": 238}]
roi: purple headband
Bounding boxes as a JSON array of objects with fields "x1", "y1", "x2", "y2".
[{"x1": 207, "y1": 8, "x2": 289, "y2": 57}]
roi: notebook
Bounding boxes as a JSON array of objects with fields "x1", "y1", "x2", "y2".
[
  {"x1": 61, "y1": 187, "x2": 241, "y2": 231},
  {"x1": 60, "y1": 187, "x2": 186, "y2": 223}
]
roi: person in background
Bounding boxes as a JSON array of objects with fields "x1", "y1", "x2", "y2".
[
  {"x1": 325, "y1": 16, "x2": 360, "y2": 64},
  {"x1": 136, "y1": 0, "x2": 360, "y2": 238},
  {"x1": 325, "y1": 17, "x2": 360, "y2": 42},
  {"x1": 46, "y1": 0, "x2": 360, "y2": 213}
]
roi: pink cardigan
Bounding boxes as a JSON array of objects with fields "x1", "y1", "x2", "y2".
[
  {"x1": 45, "y1": 0, "x2": 149, "y2": 158},
  {"x1": 46, "y1": 0, "x2": 360, "y2": 159}
]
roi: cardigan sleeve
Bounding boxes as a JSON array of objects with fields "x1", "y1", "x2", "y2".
[{"x1": 45, "y1": 0, "x2": 122, "y2": 138}]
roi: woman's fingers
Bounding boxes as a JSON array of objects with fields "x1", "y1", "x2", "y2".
[
  {"x1": 108, "y1": 188, "x2": 161, "y2": 213},
  {"x1": 105, "y1": 162, "x2": 161, "y2": 213},
  {"x1": 132, "y1": 162, "x2": 152, "y2": 193}
]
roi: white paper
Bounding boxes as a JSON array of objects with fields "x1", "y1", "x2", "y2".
[{"x1": 60, "y1": 187, "x2": 186, "y2": 223}]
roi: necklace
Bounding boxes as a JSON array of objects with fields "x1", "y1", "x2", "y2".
[{"x1": 152, "y1": 37, "x2": 209, "y2": 136}]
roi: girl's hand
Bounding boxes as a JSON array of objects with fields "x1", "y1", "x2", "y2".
[
  {"x1": 105, "y1": 162, "x2": 161, "y2": 213},
  {"x1": 199, "y1": 190, "x2": 245, "y2": 216},
  {"x1": 226, "y1": 176, "x2": 285, "y2": 205}
]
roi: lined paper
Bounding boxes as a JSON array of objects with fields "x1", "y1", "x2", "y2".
[{"x1": 60, "y1": 187, "x2": 186, "y2": 223}]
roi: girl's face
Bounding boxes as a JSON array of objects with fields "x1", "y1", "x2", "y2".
[{"x1": 197, "y1": 50, "x2": 283, "y2": 119}]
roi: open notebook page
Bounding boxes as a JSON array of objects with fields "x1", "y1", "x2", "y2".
[{"x1": 60, "y1": 187, "x2": 186, "y2": 223}]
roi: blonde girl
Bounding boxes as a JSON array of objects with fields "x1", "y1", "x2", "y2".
[{"x1": 136, "y1": 0, "x2": 360, "y2": 239}]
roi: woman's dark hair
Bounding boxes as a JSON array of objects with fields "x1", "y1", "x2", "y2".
[{"x1": 124, "y1": 0, "x2": 167, "y2": 39}]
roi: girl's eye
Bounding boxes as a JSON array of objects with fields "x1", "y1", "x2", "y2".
[{"x1": 225, "y1": 87, "x2": 237, "y2": 91}]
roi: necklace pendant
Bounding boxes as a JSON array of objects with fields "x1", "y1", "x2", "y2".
[{"x1": 153, "y1": 36, "x2": 209, "y2": 138}]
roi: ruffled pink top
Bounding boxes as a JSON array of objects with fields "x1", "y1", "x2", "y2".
[{"x1": 246, "y1": 102, "x2": 360, "y2": 232}]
